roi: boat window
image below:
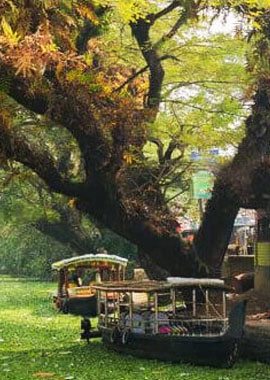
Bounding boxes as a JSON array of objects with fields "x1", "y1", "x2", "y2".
[
  {"x1": 81, "y1": 268, "x2": 96, "y2": 285},
  {"x1": 67, "y1": 267, "x2": 84, "y2": 287}
]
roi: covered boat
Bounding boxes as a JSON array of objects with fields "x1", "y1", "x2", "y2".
[
  {"x1": 81, "y1": 278, "x2": 246, "y2": 367},
  {"x1": 52, "y1": 254, "x2": 128, "y2": 316}
]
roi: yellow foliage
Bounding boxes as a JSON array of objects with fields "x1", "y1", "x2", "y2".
[
  {"x1": 40, "y1": 42, "x2": 58, "y2": 54},
  {"x1": 93, "y1": 0, "x2": 151, "y2": 23},
  {"x1": 123, "y1": 152, "x2": 133, "y2": 164},
  {"x1": 68, "y1": 199, "x2": 76, "y2": 208},
  {"x1": 211, "y1": 0, "x2": 270, "y2": 10},
  {"x1": 258, "y1": 0, "x2": 270, "y2": 8},
  {"x1": 78, "y1": 5, "x2": 99, "y2": 25},
  {"x1": 0, "y1": 109, "x2": 12, "y2": 130},
  {"x1": 252, "y1": 21, "x2": 262, "y2": 31},
  {"x1": 55, "y1": 62, "x2": 65, "y2": 81},
  {"x1": 83, "y1": 52, "x2": 93, "y2": 66},
  {"x1": 14, "y1": 52, "x2": 37, "y2": 77},
  {"x1": 1, "y1": 17, "x2": 21, "y2": 46}
]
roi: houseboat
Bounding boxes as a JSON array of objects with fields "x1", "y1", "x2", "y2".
[
  {"x1": 52, "y1": 253, "x2": 128, "y2": 316},
  {"x1": 81, "y1": 277, "x2": 246, "y2": 367}
]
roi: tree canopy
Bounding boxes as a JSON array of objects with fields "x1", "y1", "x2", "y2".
[{"x1": 1, "y1": 0, "x2": 270, "y2": 279}]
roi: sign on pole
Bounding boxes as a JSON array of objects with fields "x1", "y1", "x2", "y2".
[{"x1": 192, "y1": 170, "x2": 213, "y2": 199}]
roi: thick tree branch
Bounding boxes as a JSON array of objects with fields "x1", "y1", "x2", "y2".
[
  {"x1": 131, "y1": 18, "x2": 165, "y2": 109},
  {"x1": 164, "y1": 140, "x2": 184, "y2": 161},
  {"x1": 152, "y1": 1, "x2": 183, "y2": 22},
  {"x1": 76, "y1": 193, "x2": 206, "y2": 279},
  {"x1": 195, "y1": 180, "x2": 240, "y2": 276},
  {"x1": 114, "y1": 55, "x2": 180, "y2": 93},
  {"x1": 0, "y1": 63, "x2": 111, "y2": 174},
  {"x1": 76, "y1": 7, "x2": 108, "y2": 54},
  {"x1": 114, "y1": 65, "x2": 149, "y2": 93},
  {"x1": 148, "y1": 137, "x2": 164, "y2": 163},
  {"x1": 156, "y1": 5, "x2": 191, "y2": 46},
  {"x1": 0, "y1": 114, "x2": 87, "y2": 197},
  {"x1": 4, "y1": 71, "x2": 49, "y2": 115},
  {"x1": 164, "y1": 99, "x2": 245, "y2": 116},
  {"x1": 195, "y1": 83, "x2": 270, "y2": 273},
  {"x1": 131, "y1": 2, "x2": 195, "y2": 110}
]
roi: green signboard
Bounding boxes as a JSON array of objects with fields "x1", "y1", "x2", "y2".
[{"x1": 192, "y1": 170, "x2": 213, "y2": 199}]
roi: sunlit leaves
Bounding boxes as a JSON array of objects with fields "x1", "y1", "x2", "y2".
[
  {"x1": 155, "y1": 31, "x2": 248, "y2": 149},
  {"x1": 0, "y1": 0, "x2": 266, "y2": 231},
  {"x1": 78, "y1": 5, "x2": 100, "y2": 25},
  {"x1": 210, "y1": 0, "x2": 270, "y2": 9},
  {"x1": 94, "y1": 0, "x2": 153, "y2": 22},
  {"x1": 0, "y1": 17, "x2": 21, "y2": 46}
]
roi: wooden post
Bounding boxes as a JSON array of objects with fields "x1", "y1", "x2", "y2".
[
  {"x1": 104, "y1": 292, "x2": 108, "y2": 327},
  {"x1": 117, "y1": 292, "x2": 120, "y2": 319},
  {"x1": 154, "y1": 292, "x2": 158, "y2": 334},
  {"x1": 171, "y1": 288, "x2": 176, "y2": 317},
  {"x1": 97, "y1": 290, "x2": 101, "y2": 317},
  {"x1": 113, "y1": 292, "x2": 116, "y2": 320},
  {"x1": 129, "y1": 292, "x2": 133, "y2": 330},
  {"x1": 64, "y1": 268, "x2": 69, "y2": 297},
  {"x1": 222, "y1": 291, "x2": 226, "y2": 318},
  {"x1": 147, "y1": 292, "x2": 151, "y2": 309},
  {"x1": 96, "y1": 270, "x2": 101, "y2": 283},
  {"x1": 205, "y1": 289, "x2": 209, "y2": 317},
  {"x1": 192, "y1": 289, "x2": 196, "y2": 318},
  {"x1": 97, "y1": 290, "x2": 102, "y2": 326},
  {"x1": 117, "y1": 265, "x2": 120, "y2": 281},
  {"x1": 58, "y1": 269, "x2": 65, "y2": 297}
]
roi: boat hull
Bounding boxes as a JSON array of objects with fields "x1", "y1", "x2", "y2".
[
  {"x1": 98, "y1": 301, "x2": 246, "y2": 368},
  {"x1": 56, "y1": 295, "x2": 97, "y2": 317},
  {"x1": 101, "y1": 329, "x2": 240, "y2": 368}
]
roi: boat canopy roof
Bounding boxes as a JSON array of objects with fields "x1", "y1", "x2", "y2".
[
  {"x1": 92, "y1": 278, "x2": 230, "y2": 293},
  {"x1": 51, "y1": 254, "x2": 128, "y2": 271}
]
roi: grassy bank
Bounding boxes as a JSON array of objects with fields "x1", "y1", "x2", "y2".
[{"x1": 0, "y1": 276, "x2": 270, "y2": 380}]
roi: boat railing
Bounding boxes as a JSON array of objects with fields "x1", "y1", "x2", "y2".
[{"x1": 98, "y1": 315, "x2": 229, "y2": 337}]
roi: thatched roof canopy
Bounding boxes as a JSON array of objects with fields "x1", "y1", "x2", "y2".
[
  {"x1": 52, "y1": 254, "x2": 128, "y2": 271},
  {"x1": 92, "y1": 278, "x2": 231, "y2": 293}
]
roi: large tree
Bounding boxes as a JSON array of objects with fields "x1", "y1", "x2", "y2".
[{"x1": 0, "y1": 0, "x2": 269, "y2": 279}]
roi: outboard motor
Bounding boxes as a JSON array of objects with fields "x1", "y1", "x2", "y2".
[
  {"x1": 81, "y1": 317, "x2": 101, "y2": 342},
  {"x1": 81, "y1": 317, "x2": 92, "y2": 342}
]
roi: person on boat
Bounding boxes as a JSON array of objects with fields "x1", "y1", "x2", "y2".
[{"x1": 70, "y1": 269, "x2": 83, "y2": 287}]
